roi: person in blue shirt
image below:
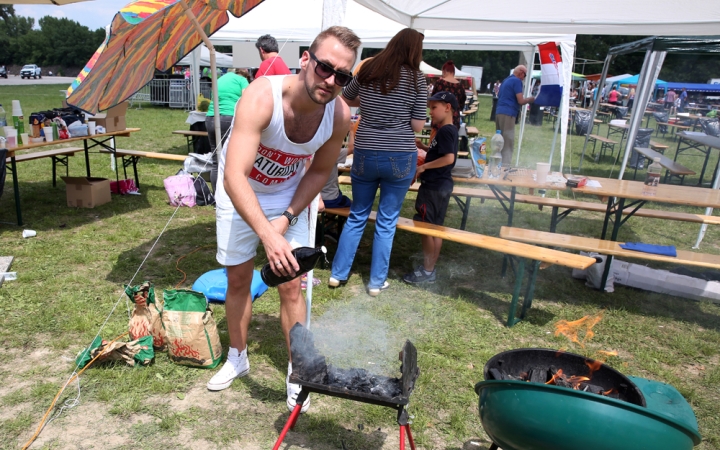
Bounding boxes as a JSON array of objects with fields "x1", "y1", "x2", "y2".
[{"x1": 495, "y1": 65, "x2": 535, "y2": 165}]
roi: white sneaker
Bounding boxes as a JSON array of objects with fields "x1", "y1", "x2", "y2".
[
  {"x1": 367, "y1": 281, "x2": 390, "y2": 297},
  {"x1": 286, "y1": 362, "x2": 310, "y2": 413},
  {"x1": 207, "y1": 347, "x2": 250, "y2": 391}
]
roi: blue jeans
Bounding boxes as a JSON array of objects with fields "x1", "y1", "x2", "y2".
[{"x1": 331, "y1": 148, "x2": 417, "y2": 289}]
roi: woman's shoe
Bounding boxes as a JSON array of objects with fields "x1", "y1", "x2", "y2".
[
  {"x1": 367, "y1": 281, "x2": 390, "y2": 297},
  {"x1": 328, "y1": 277, "x2": 347, "y2": 288}
]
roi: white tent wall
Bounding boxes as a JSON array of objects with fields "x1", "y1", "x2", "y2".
[{"x1": 231, "y1": 42, "x2": 302, "y2": 69}]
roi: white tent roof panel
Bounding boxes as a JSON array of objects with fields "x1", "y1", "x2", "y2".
[
  {"x1": 355, "y1": 0, "x2": 720, "y2": 35},
  {"x1": 210, "y1": 0, "x2": 575, "y2": 51}
]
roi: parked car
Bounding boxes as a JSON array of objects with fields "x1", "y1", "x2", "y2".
[
  {"x1": 20, "y1": 64, "x2": 42, "y2": 79},
  {"x1": 0, "y1": 65, "x2": 7, "y2": 78}
]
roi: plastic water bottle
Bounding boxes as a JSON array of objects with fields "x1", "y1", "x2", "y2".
[
  {"x1": 488, "y1": 130, "x2": 504, "y2": 178},
  {"x1": 261, "y1": 246, "x2": 327, "y2": 287},
  {"x1": 642, "y1": 157, "x2": 662, "y2": 196},
  {"x1": 0, "y1": 104, "x2": 6, "y2": 128},
  {"x1": 11, "y1": 100, "x2": 24, "y2": 145}
]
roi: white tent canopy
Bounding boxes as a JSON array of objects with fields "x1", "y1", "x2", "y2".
[
  {"x1": 178, "y1": 45, "x2": 234, "y2": 68},
  {"x1": 211, "y1": 0, "x2": 576, "y2": 170},
  {"x1": 353, "y1": 0, "x2": 720, "y2": 35},
  {"x1": 420, "y1": 61, "x2": 441, "y2": 76}
]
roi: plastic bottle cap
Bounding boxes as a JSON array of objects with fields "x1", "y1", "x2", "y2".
[{"x1": 496, "y1": 130, "x2": 502, "y2": 134}]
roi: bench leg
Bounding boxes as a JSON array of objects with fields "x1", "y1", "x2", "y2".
[
  {"x1": 9, "y1": 156, "x2": 23, "y2": 226},
  {"x1": 519, "y1": 260, "x2": 540, "y2": 320},
  {"x1": 458, "y1": 196, "x2": 471, "y2": 230},
  {"x1": 506, "y1": 258, "x2": 526, "y2": 327}
]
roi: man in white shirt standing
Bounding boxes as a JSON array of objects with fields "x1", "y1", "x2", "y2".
[{"x1": 206, "y1": 27, "x2": 361, "y2": 415}]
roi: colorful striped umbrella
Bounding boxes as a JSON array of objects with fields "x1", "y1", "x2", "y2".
[{"x1": 66, "y1": 0, "x2": 264, "y2": 114}]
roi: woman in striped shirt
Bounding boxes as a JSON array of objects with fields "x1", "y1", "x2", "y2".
[{"x1": 329, "y1": 28, "x2": 427, "y2": 297}]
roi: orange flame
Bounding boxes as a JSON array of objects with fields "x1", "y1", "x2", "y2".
[
  {"x1": 546, "y1": 369, "x2": 563, "y2": 385},
  {"x1": 553, "y1": 311, "x2": 604, "y2": 348},
  {"x1": 602, "y1": 388, "x2": 618, "y2": 396}
]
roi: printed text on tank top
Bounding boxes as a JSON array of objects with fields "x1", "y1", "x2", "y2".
[{"x1": 248, "y1": 77, "x2": 329, "y2": 187}]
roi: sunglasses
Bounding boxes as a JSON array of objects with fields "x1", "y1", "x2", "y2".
[{"x1": 308, "y1": 51, "x2": 353, "y2": 87}]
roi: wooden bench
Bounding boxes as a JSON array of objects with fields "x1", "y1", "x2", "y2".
[
  {"x1": 649, "y1": 140, "x2": 669, "y2": 153},
  {"x1": 321, "y1": 208, "x2": 595, "y2": 326},
  {"x1": 172, "y1": 129, "x2": 208, "y2": 153},
  {"x1": 338, "y1": 175, "x2": 720, "y2": 232},
  {"x1": 500, "y1": 225, "x2": 720, "y2": 295},
  {"x1": 6, "y1": 147, "x2": 84, "y2": 186},
  {"x1": 596, "y1": 111, "x2": 612, "y2": 123},
  {"x1": 101, "y1": 148, "x2": 187, "y2": 188},
  {"x1": 632, "y1": 147, "x2": 695, "y2": 184},
  {"x1": 656, "y1": 122, "x2": 691, "y2": 140},
  {"x1": 587, "y1": 134, "x2": 619, "y2": 161}
]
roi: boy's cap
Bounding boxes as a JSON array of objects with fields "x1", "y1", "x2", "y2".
[{"x1": 428, "y1": 91, "x2": 459, "y2": 111}]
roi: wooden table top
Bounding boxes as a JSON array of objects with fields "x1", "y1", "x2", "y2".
[
  {"x1": 456, "y1": 169, "x2": 720, "y2": 209},
  {"x1": 6, "y1": 128, "x2": 141, "y2": 157},
  {"x1": 677, "y1": 131, "x2": 720, "y2": 149},
  {"x1": 573, "y1": 176, "x2": 720, "y2": 208}
]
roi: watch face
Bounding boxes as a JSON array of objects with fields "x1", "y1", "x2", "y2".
[{"x1": 284, "y1": 211, "x2": 298, "y2": 226}]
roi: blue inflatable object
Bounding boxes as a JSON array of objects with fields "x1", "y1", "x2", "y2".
[{"x1": 192, "y1": 268, "x2": 268, "y2": 303}]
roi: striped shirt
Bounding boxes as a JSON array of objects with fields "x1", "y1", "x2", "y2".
[{"x1": 343, "y1": 66, "x2": 427, "y2": 152}]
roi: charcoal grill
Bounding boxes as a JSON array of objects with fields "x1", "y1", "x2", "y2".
[
  {"x1": 273, "y1": 324, "x2": 420, "y2": 450},
  {"x1": 474, "y1": 348, "x2": 701, "y2": 450}
]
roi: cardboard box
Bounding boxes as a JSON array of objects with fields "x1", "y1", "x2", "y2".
[
  {"x1": 61, "y1": 177, "x2": 111, "y2": 208},
  {"x1": 90, "y1": 102, "x2": 128, "y2": 133}
]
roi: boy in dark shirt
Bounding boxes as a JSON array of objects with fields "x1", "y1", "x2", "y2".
[{"x1": 404, "y1": 92, "x2": 459, "y2": 284}]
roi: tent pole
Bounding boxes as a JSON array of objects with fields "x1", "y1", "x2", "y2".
[
  {"x1": 578, "y1": 54, "x2": 613, "y2": 172},
  {"x1": 516, "y1": 48, "x2": 535, "y2": 166},
  {"x1": 180, "y1": 0, "x2": 222, "y2": 157},
  {"x1": 557, "y1": 41, "x2": 575, "y2": 172},
  {"x1": 617, "y1": 50, "x2": 666, "y2": 180}
]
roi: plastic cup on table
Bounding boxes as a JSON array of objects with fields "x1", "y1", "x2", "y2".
[
  {"x1": 6, "y1": 129, "x2": 17, "y2": 148},
  {"x1": 20, "y1": 133, "x2": 29, "y2": 146},
  {"x1": 536, "y1": 162, "x2": 550, "y2": 184},
  {"x1": 43, "y1": 127, "x2": 54, "y2": 142},
  {"x1": 88, "y1": 121, "x2": 96, "y2": 135}
]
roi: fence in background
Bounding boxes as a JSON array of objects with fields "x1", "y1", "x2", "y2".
[{"x1": 129, "y1": 78, "x2": 212, "y2": 110}]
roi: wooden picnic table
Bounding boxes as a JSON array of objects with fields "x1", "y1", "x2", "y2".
[
  {"x1": 5, "y1": 128, "x2": 141, "y2": 226},
  {"x1": 674, "y1": 131, "x2": 720, "y2": 185}
]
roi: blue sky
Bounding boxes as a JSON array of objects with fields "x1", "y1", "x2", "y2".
[{"x1": 14, "y1": 0, "x2": 128, "y2": 31}]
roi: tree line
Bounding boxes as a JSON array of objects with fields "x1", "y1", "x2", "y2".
[
  {"x1": 0, "y1": 5, "x2": 104, "y2": 72},
  {"x1": 1, "y1": 5, "x2": 717, "y2": 86}
]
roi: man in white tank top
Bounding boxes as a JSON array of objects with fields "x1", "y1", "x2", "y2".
[{"x1": 207, "y1": 27, "x2": 361, "y2": 414}]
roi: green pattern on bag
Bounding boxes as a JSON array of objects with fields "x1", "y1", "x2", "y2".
[{"x1": 163, "y1": 289, "x2": 208, "y2": 313}]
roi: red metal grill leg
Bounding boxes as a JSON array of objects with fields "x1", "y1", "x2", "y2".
[
  {"x1": 406, "y1": 424, "x2": 416, "y2": 450},
  {"x1": 272, "y1": 389, "x2": 308, "y2": 450},
  {"x1": 399, "y1": 424, "x2": 416, "y2": 450},
  {"x1": 273, "y1": 403, "x2": 303, "y2": 450}
]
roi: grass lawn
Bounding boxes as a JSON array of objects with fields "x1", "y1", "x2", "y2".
[{"x1": 1, "y1": 85, "x2": 720, "y2": 449}]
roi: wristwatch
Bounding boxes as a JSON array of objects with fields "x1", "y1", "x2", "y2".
[{"x1": 282, "y1": 210, "x2": 298, "y2": 226}]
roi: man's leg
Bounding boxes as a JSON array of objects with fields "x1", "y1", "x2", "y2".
[
  {"x1": 497, "y1": 114, "x2": 516, "y2": 166},
  {"x1": 422, "y1": 235, "x2": 443, "y2": 272},
  {"x1": 225, "y1": 261, "x2": 255, "y2": 351},
  {"x1": 207, "y1": 260, "x2": 254, "y2": 391},
  {"x1": 278, "y1": 278, "x2": 305, "y2": 359}
]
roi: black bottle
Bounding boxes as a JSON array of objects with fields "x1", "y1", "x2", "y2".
[{"x1": 261, "y1": 246, "x2": 327, "y2": 287}]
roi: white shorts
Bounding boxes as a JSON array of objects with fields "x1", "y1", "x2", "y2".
[{"x1": 216, "y1": 206, "x2": 309, "y2": 266}]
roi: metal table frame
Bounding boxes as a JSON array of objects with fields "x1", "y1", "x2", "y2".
[{"x1": 5, "y1": 128, "x2": 139, "y2": 226}]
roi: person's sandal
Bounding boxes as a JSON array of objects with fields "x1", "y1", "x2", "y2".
[
  {"x1": 367, "y1": 281, "x2": 390, "y2": 297},
  {"x1": 328, "y1": 277, "x2": 347, "y2": 288}
]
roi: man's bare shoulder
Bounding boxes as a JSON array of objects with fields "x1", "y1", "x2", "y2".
[
  {"x1": 331, "y1": 96, "x2": 352, "y2": 135},
  {"x1": 235, "y1": 77, "x2": 274, "y2": 129}
]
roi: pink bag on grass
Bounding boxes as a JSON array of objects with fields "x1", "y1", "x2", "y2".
[{"x1": 163, "y1": 174, "x2": 196, "y2": 207}]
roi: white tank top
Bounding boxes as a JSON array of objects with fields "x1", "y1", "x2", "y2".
[{"x1": 216, "y1": 75, "x2": 336, "y2": 211}]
